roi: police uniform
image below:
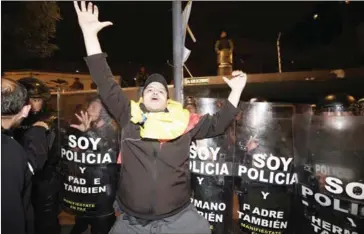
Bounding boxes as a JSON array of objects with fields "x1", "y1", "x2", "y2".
[{"x1": 14, "y1": 77, "x2": 61, "y2": 234}]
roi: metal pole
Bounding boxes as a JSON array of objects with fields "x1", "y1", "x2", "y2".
[
  {"x1": 172, "y1": 0, "x2": 184, "y2": 103},
  {"x1": 277, "y1": 32, "x2": 282, "y2": 73}
]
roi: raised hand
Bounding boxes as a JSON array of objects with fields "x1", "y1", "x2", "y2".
[
  {"x1": 246, "y1": 135, "x2": 259, "y2": 152},
  {"x1": 70, "y1": 111, "x2": 92, "y2": 132},
  {"x1": 73, "y1": 1, "x2": 113, "y2": 36},
  {"x1": 223, "y1": 70, "x2": 247, "y2": 92},
  {"x1": 20, "y1": 105, "x2": 32, "y2": 118},
  {"x1": 224, "y1": 70, "x2": 248, "y2": 107}
]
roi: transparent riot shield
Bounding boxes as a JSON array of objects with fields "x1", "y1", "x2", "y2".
[
  {"x1": 57, "y1": 90, "x2": 120, "y2": 217},
  {"x1": 233, "y1": 102, "x2": 296, "y2": 234},
  {"x1": 293, "y1": 110, "x2": 364, "y2": 234},
  {"x1": 189, "y1": 98, "x2": 236, "y2": 234}
]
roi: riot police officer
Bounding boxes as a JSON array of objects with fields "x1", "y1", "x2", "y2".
[
  {"x1": 188, "y1": 98, "x2": 236, "y2": 234},
  {"x1": 311, "y1": 93, "x2": 356, "y2": 192},
  {"x1": 294, "y1": 93, "x2": 364, "y2": 234},
  {"x1": 315, "y1": 93, "x2": 356, "y2": 116},
  {"x1": 65, "y1": 95, "x2": 120, "y2": 234},
  {"x1": 235, "y1": 98, "x2": 296, "y2": 234},
  {"x1": 14, "y1": 77, "x2": 61, "y2": 234}
]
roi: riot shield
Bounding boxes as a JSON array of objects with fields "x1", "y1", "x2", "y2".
[
  {"x1": 57, "y1": 91, "x2": 120, "y2": 217},
  {"x1": 233, "y1": 102, "x2": 296, "y2": 234},
  {"x1": 293, "y1": 111, "x2": 364, "y2": 234},
  {"x1": 189, "y1": 98, "x2": 236, "y2": 234}
]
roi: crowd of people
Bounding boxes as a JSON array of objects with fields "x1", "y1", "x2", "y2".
[{"x1": 1, "y1": 1, "x2": 364, "y2": 234}]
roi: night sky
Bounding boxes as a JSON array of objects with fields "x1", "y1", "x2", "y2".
[
  {"x1": 54, "y1": 1, "x2": 316, "y2": 75},
  {"x1": 3, "y1": 1, "x2": 364, "y2": 84}
]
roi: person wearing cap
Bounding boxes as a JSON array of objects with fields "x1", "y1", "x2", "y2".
[{"x1": 73, "y1": 2, "x2": 247, "y2": 233}]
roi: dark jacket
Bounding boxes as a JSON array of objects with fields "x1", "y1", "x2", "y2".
[
  {"x1": 14, "y1": 111, "x2": 60, "y2": 234},
  {"x1": 1, "y1": 129, "x2": 34, "y2": 234},
  {"x1": 84, "y1": 53, "x2": 239, "y2": 220},
  {"x1": 14, "y1": 110, "x2": 59, "y2": 170}
]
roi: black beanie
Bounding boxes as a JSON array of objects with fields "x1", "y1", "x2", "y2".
[{"x1": 143, "y1": 73, "x2": 169, "y2": 96}]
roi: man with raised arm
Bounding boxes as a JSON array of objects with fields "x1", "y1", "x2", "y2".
[{"x1": 73, "y1": 2, "x2": 247, "y2": 233}]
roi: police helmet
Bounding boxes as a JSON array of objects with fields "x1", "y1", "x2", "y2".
[
  {"x1": 358, "y1": 98, "x2": 364, "y2": 106},
  {"x1": 316, "y1": 93, "x2": 356, "y2": 114},
  {"x1": 17, "y1": 77, "x2": 51, "y2": 101},
  {"x1": 356, "y1": 98, "x2": 364, "y2": 116}
]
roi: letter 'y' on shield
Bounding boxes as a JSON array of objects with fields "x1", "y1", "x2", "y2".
[{"x1": 182, "y1": 1, "x2": 195, "y2": 64}]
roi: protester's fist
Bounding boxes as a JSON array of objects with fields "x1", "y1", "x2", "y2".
[
  {"x1": 73, "y1": 1, "x2": 113, "y2": 35},
  {"x1": 222, "y1": 70, "x2": 247, "y2": 92}
]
